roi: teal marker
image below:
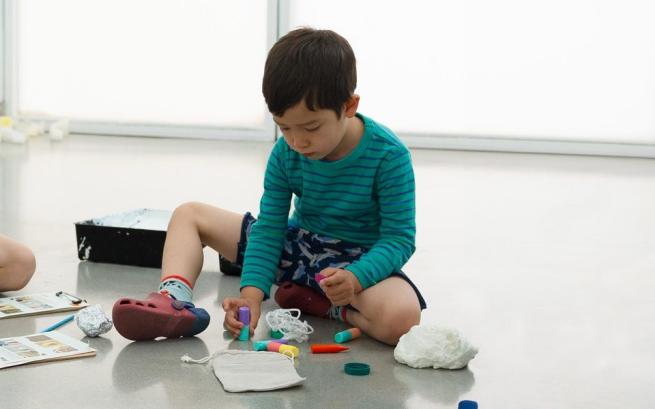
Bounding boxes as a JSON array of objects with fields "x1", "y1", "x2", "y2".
[
  {"x1": 253, "y1": 339, "x2": 289, "y2": 351},
  {"x1": 335, "y1": 327, "x2": 362, "y2": 343}
]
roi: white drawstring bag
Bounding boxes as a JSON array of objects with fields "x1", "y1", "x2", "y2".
[{"x1": 182, "y1": 350, "x2": 305, "y2": 392}]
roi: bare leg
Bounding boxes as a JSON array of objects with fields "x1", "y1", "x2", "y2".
[
  {"x1": 112, "y1": 202, "x2": 244, "y2": 341},
  {"x1": 347, "y1": 277, "x2": 421, "y2": 345},
  {"x1": 0, "y1": 235, "x2": 36, "y2": 292},
  {"x1": 160, "y1": 202, "x2": 243, "y2": 287}
]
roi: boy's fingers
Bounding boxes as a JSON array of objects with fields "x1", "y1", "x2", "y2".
[
  {"x1": 226, "y1": 314, "x2": 243, "y2": 330},
  {"x1": 320, "y1": 268, "x2": 338, "y2": 278},
  {"x1": 332, "y1": 274, "x2": 346, "y2": 284},
  {"x1": 222, "y1": 297, "x2": 262, "y2": 338},
  {"x1": 325, "y1": 281, "x2": 345, "y2": 296},
  {"x1": 331, "y1": 291, "x2": 347, "y2": 304},
  {"x1": 222, "y1": 299, "x2": 231, "y2": 311},
  {"x1": 224, "y1": 307, "x2": 246, "y2": 336},
  {"x1": 222, "y1": 298, "x2": 241, "y2": 311},
  {"x1": 323, "y1": 272, "x2": 345, "y2": 287}
]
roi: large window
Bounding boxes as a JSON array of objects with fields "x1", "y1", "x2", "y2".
[
  {"x1": 286, "y1": 0, "x2": 655, "y2": 152},
  {"x1": 3, "y1": 1, "x2": 655, "y2": 156},
  {"x1": 12, "y1": 0, "x2": 273, "y2": 139}
]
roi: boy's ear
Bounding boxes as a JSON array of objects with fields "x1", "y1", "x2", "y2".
[{"x1": 343, "y1": 94, "x2": 360, "y2": 118}]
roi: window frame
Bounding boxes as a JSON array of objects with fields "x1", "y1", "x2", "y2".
[{"x1": 2, "y1": 0, "x2": 279, "y2": 141}]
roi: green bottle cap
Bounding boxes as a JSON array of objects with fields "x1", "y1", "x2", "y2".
[{"x1": 344, "y1": 362, "x2": 370, "y2": 376}]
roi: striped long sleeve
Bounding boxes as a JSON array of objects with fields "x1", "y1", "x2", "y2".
[
  {"x1": 240, "y1": 113, "x2": 416, "y2": 296},
  {"x1": 240, "y1": 140, "x2": 292, "y2": 297},
  {"x1": 345, "y1": 148, "x2": 416, "y2": 288}
]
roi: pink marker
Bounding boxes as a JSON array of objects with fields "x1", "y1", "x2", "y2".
[{"x1": 316, "y1": 273, "x2": 326, "y2": 283}]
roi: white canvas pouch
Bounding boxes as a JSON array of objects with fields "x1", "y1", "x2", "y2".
[{"x1": 183, "y1": 350, "x2": 305, "y2": 393}]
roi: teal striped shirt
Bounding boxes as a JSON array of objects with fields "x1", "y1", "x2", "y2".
[{"x1": 241, "y1": 113, "x2": 416, "y2": 297}]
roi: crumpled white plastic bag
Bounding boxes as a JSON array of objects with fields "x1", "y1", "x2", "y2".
[{"x1": 394, "y1": 324, "x2": 478, "y2": 369}]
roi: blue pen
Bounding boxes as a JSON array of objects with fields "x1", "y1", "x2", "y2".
[{"x1": 41, "y1": 314, "x2": 75, "y2": 333}]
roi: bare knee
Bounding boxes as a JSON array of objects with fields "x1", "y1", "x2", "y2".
[
  {"x1": 171, "y1": 201, "x2": 211, "y2": 235},
  {"x1": 16, "y1": 248, "x2": 36, "y2": 289},
  {"x1": 376, "y1": 304, "x2": 421, "y2": 345},
  {"x1": 0, "y1": 247, "x2": 36, "y2": 291},
  {"x1": 172, "y1": 201, "x2": 205, "y2": 223}
]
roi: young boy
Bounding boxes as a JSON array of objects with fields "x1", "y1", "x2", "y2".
[
  {"x1": 113, "y1": 28, "x2": 426, "y2": 345},
  {"x1": 0, "y1": 234, "x2": 36, "y2": 292}
]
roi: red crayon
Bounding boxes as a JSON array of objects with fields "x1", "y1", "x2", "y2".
[{"x1": 311, "y1": 344, "x2": 350, "y2": 354}]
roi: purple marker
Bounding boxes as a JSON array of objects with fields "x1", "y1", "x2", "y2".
[{"x1": 238, "y1": 306, "x2": 250, "y2": 341}]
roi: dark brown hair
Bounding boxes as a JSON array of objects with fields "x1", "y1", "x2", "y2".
[{"x1": 262, "y1": 28, "x2": 357, "y2": 118}]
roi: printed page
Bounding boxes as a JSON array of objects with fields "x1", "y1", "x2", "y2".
[
  {"x1": 0, "y1": 293, "x2": 88, "y2": 319},
  {"x1": 0, "y1": 331, "x2": 96, "y2": 369}
]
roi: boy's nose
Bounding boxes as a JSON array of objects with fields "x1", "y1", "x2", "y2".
[{"x1": 295, "y1": 139, "x2": 310, "y2": 149}]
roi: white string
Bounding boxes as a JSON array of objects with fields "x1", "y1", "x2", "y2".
[
  {"x1": 181, "y1": 349, "x2": 297, "y2": 364},
  {"x1": 265, "y1": 308, "x2": 314, "y2": 343},
  {"x1": 181, "y1": 350, "x2": 221, "y2": 364}
]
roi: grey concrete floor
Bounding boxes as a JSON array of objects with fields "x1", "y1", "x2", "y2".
[{"x1": 1, "y1": 134, "x2": 655, "y2": 409}]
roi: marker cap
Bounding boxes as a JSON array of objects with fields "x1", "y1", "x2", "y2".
[
  {"x1": 238, "y1": 306, "x2": 250, "y2": 325},
  {"x1": 344, "y1": 362, "x2": 370, "y2": 376},
  {"x1": 270, "y1": 329, "x2": 284, "y2": 339}
]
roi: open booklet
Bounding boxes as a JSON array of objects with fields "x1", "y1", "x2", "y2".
[
  {"x1": 0, "y1": 292, "x2": 88, "y2": 319},
  {"x1": 0, "y1": 331, "x2": 96, "y2": 369}
]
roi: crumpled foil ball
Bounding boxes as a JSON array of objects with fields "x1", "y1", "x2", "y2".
[
  {"x1": 75, "y1": 304, "x2": 113, "y2": 337},
  {"x1": 394, "y1": 324, "x2": 478, "y2": 369}
]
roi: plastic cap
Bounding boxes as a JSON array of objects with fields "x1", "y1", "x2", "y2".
[
  {"x1": 238, "y1": 306, "x2": 250, "y2": 325},
  {"x1": 344, "y1": 362, "x2": 370, "y2": 376},
  {"x1": 270, "y1": 329, "x2": 284, "y2": 339},
  {"x1": 458, "y1": 401, "x2": 478, "y2": 409}
]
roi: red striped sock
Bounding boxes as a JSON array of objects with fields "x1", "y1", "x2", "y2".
[{"x1": 158, "y1": 275, "x2": 194, "y2": 303}]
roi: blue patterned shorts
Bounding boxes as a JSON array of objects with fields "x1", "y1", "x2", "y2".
[{"x1": 233, "y1": 212, "x2": 426, "y2": 309}]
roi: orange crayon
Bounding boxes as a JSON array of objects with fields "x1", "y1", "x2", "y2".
[{"x1": 311, "y1": 344, "x2": 350, "y2": 354}]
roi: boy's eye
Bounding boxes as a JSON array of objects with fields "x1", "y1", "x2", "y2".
[
  {"x1": 280, "y1": 127, "x2": 290, "y2": 132},
  {"x1": 305, "y1": 126, "x2": 320, "y2": 132}
]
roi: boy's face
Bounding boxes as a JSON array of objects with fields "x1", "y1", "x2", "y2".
[{"x1": 274, "y1": 97, "x2": 359, "y2": 161}]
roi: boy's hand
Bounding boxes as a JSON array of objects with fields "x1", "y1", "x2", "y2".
[
  {"x1": 318, "y1": 268, "x2": 362, "y2": 306},
  {"x1": 222, "y1": 287, "x2": 264, "y2": 337}
]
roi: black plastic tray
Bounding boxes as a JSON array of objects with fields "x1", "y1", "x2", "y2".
[{"x1": 75, "y1": 209, "x2": 171, "y2": 268}]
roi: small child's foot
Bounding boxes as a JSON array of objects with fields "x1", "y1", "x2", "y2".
[
  {"x1": 112, "y1": 292, "x2": 210, "y2": 341},
  {"x1": 274, "y1": 281, "x2": 334, "y2": 318}
]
